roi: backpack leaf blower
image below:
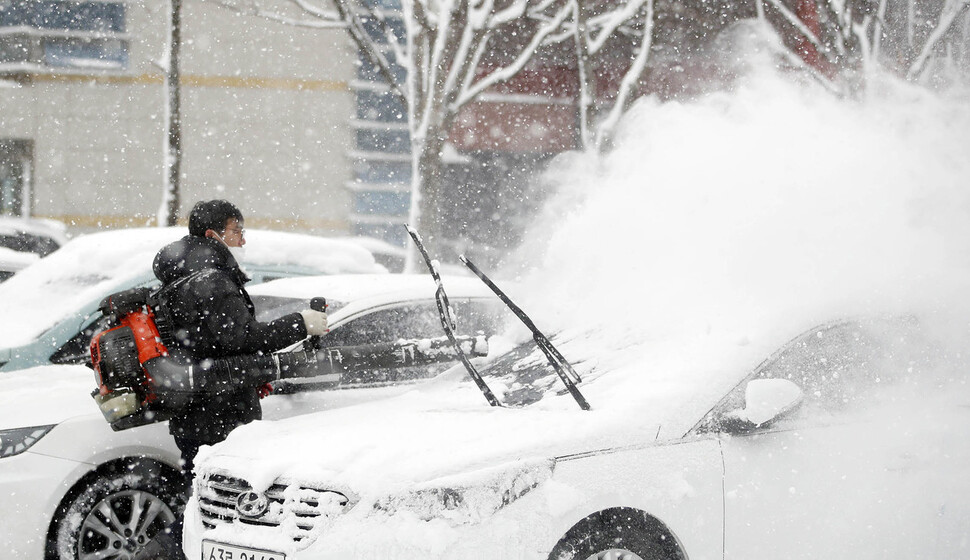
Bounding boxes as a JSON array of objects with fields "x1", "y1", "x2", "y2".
[{"x1": 89, "y1": 287, "x2": 488, "y2": 432}]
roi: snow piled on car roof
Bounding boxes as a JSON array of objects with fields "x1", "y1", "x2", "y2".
[
  {"x1": 0, "y1": 228, "x2": 382, "y2": 346},
  {"x1": 196, "y1": 59, "x2": 970, "y2": 512},
  {"x1": 249, "y1": 273, "x2": 491, "y2": 304}
]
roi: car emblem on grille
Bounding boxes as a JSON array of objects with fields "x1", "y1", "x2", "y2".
[{"x1": 235, "y1": 491, "x2": 270, "y2": 518}]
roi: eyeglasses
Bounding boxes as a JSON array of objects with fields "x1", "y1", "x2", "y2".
[{"x1": 223, "y1": 226, "x2": 246, "y2": 237}]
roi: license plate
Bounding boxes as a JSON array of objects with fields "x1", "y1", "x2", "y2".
[{"x1": 202, "y1": 540, "x2": 286, "y2": 560}]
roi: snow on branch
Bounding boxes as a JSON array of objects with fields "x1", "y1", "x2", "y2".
[
  {"x1": 289, "y1": 0, "x2": 342, "y2": 20},
  {"x1": 586, "y1": 0, "x2": 649, "y2": 54},
  {"x1": 907, "y1": 0, "x2": 970, "y2": 78},
  {"x1": 761, "y1": 0, "x2": 827, "y2": 54},
  {"x1": 455, "y1": 0, "x2": 574, "y2": 108},
  {"x1": 594, "y1": 0, "x2": 654, "y2": 148}
]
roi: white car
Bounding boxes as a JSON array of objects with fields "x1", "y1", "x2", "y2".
[
  {"x1": 182, "y1": 310, "x2": 970, "y2": 560},
  {"x1": 0, "y1": 227, "x2": 385, "y2": 373},
  {"x1": 0, "y1": 217, "x2": 68, "y2": 282},
  {"x1": 0, "y1": 216, "x2": 68, "y2": 258},
  {"x1": 0, "y1": 245, "x2": 39, "y2": 282},
  {"x1": 0, "y1": 274, "x2": 502, "y2": 560}
]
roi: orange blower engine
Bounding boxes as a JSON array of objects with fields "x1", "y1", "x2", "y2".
[{"x1": 89, "y1": 287, "x2": 177, "y2": 431}]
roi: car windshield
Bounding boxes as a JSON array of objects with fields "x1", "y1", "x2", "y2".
[
  {"x1": 476, "y1": 340, "x2": 563, "y2": 407},
  {"x1": 0, "y1": 231, "x2": 60, "y2": 256}
]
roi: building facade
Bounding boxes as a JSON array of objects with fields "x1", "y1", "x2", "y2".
[{"x1": 0, "y1": 0, "x2": 357, "y2": 234}]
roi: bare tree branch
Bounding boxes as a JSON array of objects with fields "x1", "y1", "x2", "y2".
[
  {"x1": 907, "y1": 0, "x2": 970, "y2": 78},
  {"x1": 762, "y1": 0, "x2": 827, "y2": 54},
  {"x1": 455, "y1": 0, "x2": 573, "y2": 107},
  {"x1": 594, "y1": 0, "x2": 654, "y2": 149}
]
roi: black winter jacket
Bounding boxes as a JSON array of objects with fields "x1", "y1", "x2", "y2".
[{"x1": 153, "y1": 235, "x2": 308, "y2": 444}]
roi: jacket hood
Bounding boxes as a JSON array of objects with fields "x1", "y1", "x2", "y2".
[{"x1": 153, "y1": 235, "x2": 244, "y2": 284}]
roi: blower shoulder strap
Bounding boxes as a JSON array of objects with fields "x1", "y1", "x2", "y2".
[{"x1": 148, "y1": 270, "x2": 210, "y2": 346}]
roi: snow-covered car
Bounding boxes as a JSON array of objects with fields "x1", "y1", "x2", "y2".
[
  {"x1": 0, "y1": 217, "x2": 68, "y2": 282},
  {"x1": 182, "y1": 310, "x2": 970, "y2": 560},
  {"x1": 0, "y1": 216, "x2": 68, "y2": 258},
  {"x1": 0, "y1": 245, "x2": 39, "y2": 282},
  {"x1": 0, "y1": 273, "x2": 503, "y2": 560},
  {"x1": 0, "y1": 227, "x2": 385, "y2": 373}
]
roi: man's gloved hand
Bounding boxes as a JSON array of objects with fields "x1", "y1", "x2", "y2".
[
  {"x1": 257, "y1": 383, "x2": 273, "y2": 399},
  {"x1": 299, "y1": 309, "x2": 329, "y2": 336}
]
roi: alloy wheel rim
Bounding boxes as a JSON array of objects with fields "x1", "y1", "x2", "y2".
[{"x1": 77, "y1": 489, "x2": 176, "y2": 560}]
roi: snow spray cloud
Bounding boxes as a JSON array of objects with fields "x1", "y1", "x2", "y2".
[{"x1": 512, "y1": 52, "x2": 970, "y2": 346}]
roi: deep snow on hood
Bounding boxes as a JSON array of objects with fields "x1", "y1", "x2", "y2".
[
  {"x1": 198, "y1": 51, "x2": 970, "y2": 505},
  {"x1": 0, "y1": 364, "x2": 98, "y2": 427}
]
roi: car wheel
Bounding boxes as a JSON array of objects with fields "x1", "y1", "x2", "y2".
[
  {"x1": 548, "y1": 507, "x2": 687, "y2": 560},
  {"x1": 48, "y1": 460, "x2": 185, "y2": 560}
]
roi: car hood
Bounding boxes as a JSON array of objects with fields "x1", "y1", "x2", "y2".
[
  {"x1": 0, "y1": 364, "x2": 100, "y2": 428},
  {"x1": 198, "y1": 377, "x2": 626, "y2": 499},
  {"x1": 194, "y1": 317, "x2": 789, "y2": 500}
]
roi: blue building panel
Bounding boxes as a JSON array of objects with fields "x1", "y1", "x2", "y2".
[
  {"x1": 355, "y1": 128, "x2": 410, "y2": 154},
  {"x1": 355, "y1": 90, "x2": 408, "y2": 123},
  {"x1": 354, "y1": 159, "x2": 411, "y2": 184},
  {"x1": 353, "y1": 190, "x2": 410, "y2": 216}
]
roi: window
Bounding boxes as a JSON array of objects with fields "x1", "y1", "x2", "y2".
[
  {"x1": 0, "y1": 140, "x2": 32, "y2": 216},
  {"x1": 326, "y1": 300, "x2": 500, "y2": 348},
  {"x1": 696, "y1": 316, "x2": 936, "y2": 433},
  {"x1": 356, "y1": 54, "x2": 406, "y2": 84},
  {"x1": 353, "y1": 190, "x2": 410, "y2": 215},
  {"x1": 50, "y1": 318, "x2": 101, "y2": 364},
  {"x1": 355, "y1": 127, "x2": 411, "y2": 154},
  {"x1": 297, "y1": 300, "x2": 502, "y2": 387},
  {"x1": 355, "y1": 90, "x2": 407, "y2": 123},
  {"x1": 751, "y1": 318, "x2": 926, "y2": 414},
  {"x1": 0, "y1": 0, "x2": 129, "y2": 73}
]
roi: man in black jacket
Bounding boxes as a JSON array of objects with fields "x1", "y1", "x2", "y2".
[
  {"x1": 134, "y1": 200, "x2": 328, "y2": 560},
  {"x1": 152, "y1": 199, "x2": 329, "y2": 474}
]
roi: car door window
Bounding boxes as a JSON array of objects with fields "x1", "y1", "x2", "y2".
[
  {"x1": 758, "y1": 318, "x2": 932, "y2": 416},
  {"x1": 50, "y1": 317, "x2": 104, "y2": 365},
  {"x1": 325, "y1": 300, "x2": 499, "y2": 347},
  {"x1": 699, "y1": 317, "x2": 932, "y2": 431},
  {"x1": 283, "y1": 300, "x2": 501, "y2": 388}
]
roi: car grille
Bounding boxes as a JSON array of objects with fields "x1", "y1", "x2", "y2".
[{"x1": 198, "y1": 471, "x2": 352, "y2": 544}]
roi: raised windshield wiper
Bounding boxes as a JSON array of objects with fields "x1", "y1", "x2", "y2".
[
  {"x1": 405, "y1": 225, "x2": 591, "y2": 411},
  {"x1": 406, "y1": 225, "x2": 502, "y2": 407}
]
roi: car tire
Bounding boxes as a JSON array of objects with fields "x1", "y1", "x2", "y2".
[
  {"x1": 47, "y1": 459, "x2": 185, "y2": 560},
  {"x1": 547, "y1": 507, "x2": 687, "y2": 560}
]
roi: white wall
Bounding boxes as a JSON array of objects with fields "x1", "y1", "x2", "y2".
[{"x1": 0, "y1": 0, "x2": 356, "y2": 235}]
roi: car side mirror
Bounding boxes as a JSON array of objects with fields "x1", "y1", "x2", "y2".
[{"x1": 719, "y1": 378, "x2": 804, "y2": 433}]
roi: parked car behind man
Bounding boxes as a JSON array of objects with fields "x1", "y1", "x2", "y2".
[
  {"x1": 0, "y1": 216, "x2": 68, "y2": 257},
  {"x1": 0, "y1": 216, "x2": 68, "y2": 281},
  {"x1": 0, "y1": 227, "x2": 385, "y2": 373},
  {"x1": 0, "y1": 246, "x2": 38, "y2": 282}
]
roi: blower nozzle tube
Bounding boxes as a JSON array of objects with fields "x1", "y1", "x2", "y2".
[{"x1": 145, "y1": 334, "x2": 488, "y2": 397}]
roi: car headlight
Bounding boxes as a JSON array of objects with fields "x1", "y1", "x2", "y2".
[
  {"x1": 374, "y1": 458, "x2": 555, "y2": 523},
  {"x1": 0, "y1": 425, "x2": 56, "y2": 458}
]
